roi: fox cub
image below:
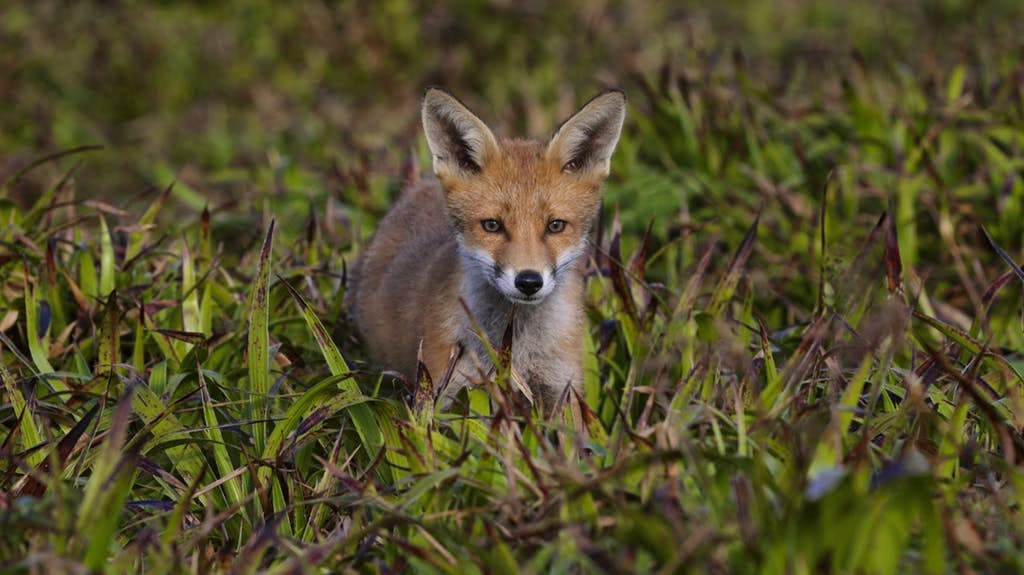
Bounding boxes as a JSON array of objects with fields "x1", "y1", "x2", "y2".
[{"x1": 351, "y1": 87, "x2": 626, "y2": 412}]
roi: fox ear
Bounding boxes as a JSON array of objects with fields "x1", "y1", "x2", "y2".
[
  {"x1": 422, "y1": 88, "x2": 500, "y2": 179},
  {"x1": 547, "y1": 89, "x2": 626, "y2": 177}
]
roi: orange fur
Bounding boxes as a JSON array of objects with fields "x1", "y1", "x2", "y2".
[{"x1": 351, "y1": 88, "x2": 626, "y2": 412}]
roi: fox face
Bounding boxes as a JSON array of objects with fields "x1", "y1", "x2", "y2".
[{"x1": 423, "y1": 88, "x2": 626, "y2": 305}]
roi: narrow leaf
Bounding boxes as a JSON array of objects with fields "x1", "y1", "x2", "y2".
[{"x1": 247, "y1": 220, "x2": 275, "y2": 452}]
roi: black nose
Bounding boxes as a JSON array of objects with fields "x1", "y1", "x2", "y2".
[{"x1": 514, "y1": 270, "x2": 544, "y2": 296}]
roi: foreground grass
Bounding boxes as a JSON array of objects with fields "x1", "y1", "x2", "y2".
[{"x1": 4, "y1": 3, "x2": 1024, "y2": 574}]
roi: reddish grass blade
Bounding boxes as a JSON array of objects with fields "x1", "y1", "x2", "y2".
[
  {"x1": 709, "y1": 211, "x2": 760, "y2": 316},
  {"x1": 608, "y1": 209, "x2": 640, "y2": 324},
  {"x1": 884, "y1": 199, "x2": 904, "y2": 298},
  {"x1": 414, "y1": 342, "x2": 435, "y2": 422},
  {"x1": 14, "y1": 405, "x2": 98, "y2": 498}
]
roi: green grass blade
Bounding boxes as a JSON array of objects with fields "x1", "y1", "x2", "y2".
[
  {"x1": 96, "y1": 291, "x2": 119, "y2": 378},
  {"x1": 99, "y1": 214, "x2": 115, "y2": 297},
  {"x1": 76, "y1": 387, "x2": 134, "y2": 569},
  {"x1": 23, "y1": 266, "x2": 64, "y2": 393},
  {"x1": 708, "y1": 212, "x2": 759, "y2": 316},
  {"x1": 247, "y1": 220, "x2": 274, "y2": 453},
  {"x1": 837, "y1": 353, "x2": 874, "y2": 435},
  {"x1": 756, "y1": 318, "x2": 782, "y2": 408},
  {"x1": 83, "y1": 459, "x2": 136, "y2": 570},
  {"x1": 277, "y1": 275, "x2": 397, "y2": 482},
  {"x1": 125, "y1": 181, "x2": 173, "y2": 262},
  {"x1": 1, "y1": 359, "x2": 45, "y2": 465},
  {"x1": 197, "y1": 364, "x2": 245, "y2": 508},
  {"x1": 260, "y1": 374, "x2": 369, "y2": 474},
  {"x1": 937, "y1": 398, "x2": 970, "y2": 479},
  {"x1": 181, "y1": 240, "x2": 201, "y2": 335},
  {"x1": 130, "y1": 382, "x2": 208, "y2": 493},
  {"x1": 78, "y1": 246, "x2": 98, "y2": 300}
]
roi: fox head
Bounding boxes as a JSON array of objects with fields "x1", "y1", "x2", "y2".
[{"x1": 422, "y1": 87, "x2": 626, "y2": 305}]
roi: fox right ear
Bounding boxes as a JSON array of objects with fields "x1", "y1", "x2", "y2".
[
  {"x1": 547, "y1": 89, "x2": 626, "y2": 178},
  {"x1": 422, "y1": 88, "x2": 499, "y2": 179}
]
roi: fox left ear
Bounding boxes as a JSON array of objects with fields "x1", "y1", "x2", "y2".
[
  {"x1": 547, "y1": 89, "x2": 626, "y2": 177},
  {"x1": 422, "y1": 88, "x2": 500, "y2": 180}
]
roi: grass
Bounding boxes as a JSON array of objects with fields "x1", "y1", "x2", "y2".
[{"x1": 3, "y1": 0, "x2": 1024, "y2": 573}]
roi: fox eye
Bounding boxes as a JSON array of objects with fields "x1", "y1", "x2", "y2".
[
  {"x1": 562, "y1": 159, "x2": 581, "y2": 173},
  {"x1": 481, "y1": 219, "x2": 503, "y2": 233},
  {"x1": 546, "y1": 219, "x2": 567, "y2": 234}
]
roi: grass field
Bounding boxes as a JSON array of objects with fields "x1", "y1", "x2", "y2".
[{"x1": 3, "y1": 1, "x2": 1024, "y2": 573}]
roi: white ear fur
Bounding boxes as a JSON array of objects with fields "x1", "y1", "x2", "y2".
[
  {"x1": 547, "y1": 89, "x2": 626, "y2": 176},
  {"x1": 422, "y1": 88, "x2": 499, "y2": 177}
]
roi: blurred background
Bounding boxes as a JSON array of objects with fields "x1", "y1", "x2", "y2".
[{"x1": 3, "y1": 0, "x2": 1022, "y2": 201}]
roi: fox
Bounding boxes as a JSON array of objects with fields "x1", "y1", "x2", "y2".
[{"x1": 350, "y1": 87, "x2": 626, "y2": 413}]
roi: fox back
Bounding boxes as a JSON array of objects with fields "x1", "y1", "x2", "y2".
[{"x1": 351, "y1": 88, "x2": 626, "y2": 412}]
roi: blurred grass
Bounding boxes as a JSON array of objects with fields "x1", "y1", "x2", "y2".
[
  {"x1": 4, "y1": 0, "x2": 1023, "y2": 202},
  {"x1": 3, "y1": 0, "x2": 1024, "y2": 573}
]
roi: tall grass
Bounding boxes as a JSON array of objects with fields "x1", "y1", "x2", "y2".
[{"x1": 3, "y1": 1, "x2": 1024, "y2": 573}]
